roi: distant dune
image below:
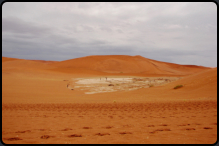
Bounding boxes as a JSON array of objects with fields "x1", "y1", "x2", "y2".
[
  {"x1": 2, "y1": 57, "x2": 57, "y2": 72},
  {"x1": 2, "y1": 56, "x2": 18, "y2": 62},
  {"x1": 49, "y1": 55, "x2": 209, "y2": 76},
  {"x1": 2, "y1": 55, "x2": 210, "y2": 76}
]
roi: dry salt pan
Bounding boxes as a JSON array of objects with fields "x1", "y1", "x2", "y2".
[
  {"x1": 75, "y1": 78, "x2": 133, "y2": 84},
  {"x1": 70, "y1": 77, "x2": 181, "y2": 94}
]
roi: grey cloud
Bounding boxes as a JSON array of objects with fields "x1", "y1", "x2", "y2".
[
  {"x1": 117, "y1": 29, "x2": 123, "y2": 33},
  {"x1": 74, "y1": 24, "x2": 94, "y2": 32},
  {"x1": 100, "y1": 27, "x2": 112, "y2": 32},
  {"x1": 2, "y1": 17, "x2": 51, "y2": 36},
  {"x1": 85, "y1": 40, "x2": 107, "y2": 46},
  {"x1": 2, "y1": 2, "x2": 217, "y2": 67},
  {"x1": 140, "y1": 49, "x2": 217, "y2": 67}
]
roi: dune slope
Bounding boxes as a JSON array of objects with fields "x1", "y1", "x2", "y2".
[
  {"x1": 119, "y1": 68, "x2": 217, "y2": 102},
  {"x1": 50, "y1": 55, "x2": 209, "y2": 76}
]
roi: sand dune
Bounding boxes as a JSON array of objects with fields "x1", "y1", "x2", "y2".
[
  {"x1": 2, "y1": 56, "x2": 217, "y2": 144},
  {"x1": 50, "y1": 55, "x2": 209, "y2": 76},
  {"x1": 2, "y1": 55, "x2": 216, "y2": 102},
  {"x1": 164, "y1": 67, "x2": 217, "y2": 91},
  {"x1": 2, "y1": 55, "x2": 209, "y2": 76},
  {"x1": 2, "y1": 57, "x2": 55, "y2": 71},
  {"x1": 123, "y1": 68, "x2": 217, "y2": 102},
  {"x1": 2, "y1": 57, "x2": 18, "y2": 62}
]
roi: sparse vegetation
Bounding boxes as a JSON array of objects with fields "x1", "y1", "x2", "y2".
[
  {"x1": 174, "y1": 85, "x2": 183, "y2": 89},
  {"x1": 149, "y1": 84, "x2": 154, "y2": 87}
]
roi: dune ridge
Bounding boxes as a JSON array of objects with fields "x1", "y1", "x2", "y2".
[{"x1": 48, "y1": 55, "x2": 209, "y2": 76}]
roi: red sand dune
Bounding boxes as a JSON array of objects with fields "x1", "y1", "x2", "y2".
[
  {"x1": 123, "y1": 67, "x2": 217, "y2": 102},
  {"x1": 2, "y1": 55, "x2": 217, "y2": 144},
  {"x1": 2, "y1": 57, "x2": 56, "y2": 69},
  {"x1": 2, "y1": 55, "x2": 209, "y2": 77},
  {"x1": 2, "y1": 57, "x2": 18, "y2": 62},
  {"x1": 50, "y1": 55, "x2": 209, "y2": 76}
]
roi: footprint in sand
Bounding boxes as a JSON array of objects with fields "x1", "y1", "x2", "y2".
[
  {"x1": 95, "y1": 133, "x2": 110, "y2": 136},
  {"x1": 193, "y1": 123, "x2": 201, "y2": 125},
  {"x1": 4, "y1": 137, "x2": 23, "y2": 141},
  {"x1": 147, "y1": 125, "x2": 155, "y2": 127},
  {"x1": 149, "y1": 131, "x2": 157, "y2": 134},
  {"x1": 149, "y1": 128, "x2": 171, "y2": 134},
  {"x1": 155, "y1": 128, "x2": 171, "y2": 131},
  {"x1": 15, "y1": 130, "x2": 31, "y2": 133},
  {"x1": 185, "y1": 128, "x2": 196, "y2": 130},
  {"x1": 119, "y1": 132, "x2": 132, "y2": 135},
  {"x1": 82, "y1": 127, "x2": 92, "y2": 129},
  {"x1": 178, "y1": 124, "x2": 190, "y2": 126},
  {"x1": 203, "y1": 127, "x2": 213, "y2": 129},
  {"x1": 36, "y1": 129, "x2": 46, "y2": 131},
  {"x1": 159, "y1": 124, "x2": 168, "y2": 126},
  {"x1": 41, "y1": 135, "x2": 55, "y2": 139},
  {"x1": 61, "y1": 128, "x2": 72, "y2": 131},
  {"x1": 68, "y1": 134, "x2": 82, "y2": 137},
  {"x1": 105, "y1": 126, "x2": 113, "y2": 129}
]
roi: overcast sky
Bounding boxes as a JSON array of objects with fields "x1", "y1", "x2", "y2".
[{"x1": 2, "y1": 2, "x2": 217, "y2": 67}]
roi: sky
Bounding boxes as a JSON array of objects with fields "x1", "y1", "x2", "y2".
[{"x1": 2, "y1": 2, "x2": 217, "y2": 67}]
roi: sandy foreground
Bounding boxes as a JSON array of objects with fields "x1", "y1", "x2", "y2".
[{"x1": 2, "y1": 56, "x2": 217, "y2": 144}]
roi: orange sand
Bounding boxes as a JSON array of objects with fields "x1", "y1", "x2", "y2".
[{"x1": 2, "y1": 55, "x2": 217, "y2": 144}]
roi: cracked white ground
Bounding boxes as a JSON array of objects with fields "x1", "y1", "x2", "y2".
[{"x1": 67, "y1": 76, "x2": 181, "y2": 94}]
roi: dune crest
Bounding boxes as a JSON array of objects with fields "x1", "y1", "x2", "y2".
[{"x1": 50, "y1": 55, "x2": 209, "y2": 76}]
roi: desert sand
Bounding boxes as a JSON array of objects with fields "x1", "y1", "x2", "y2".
[{"x1": 2, "y1": 55, "x2": 217, "y2": 144}]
